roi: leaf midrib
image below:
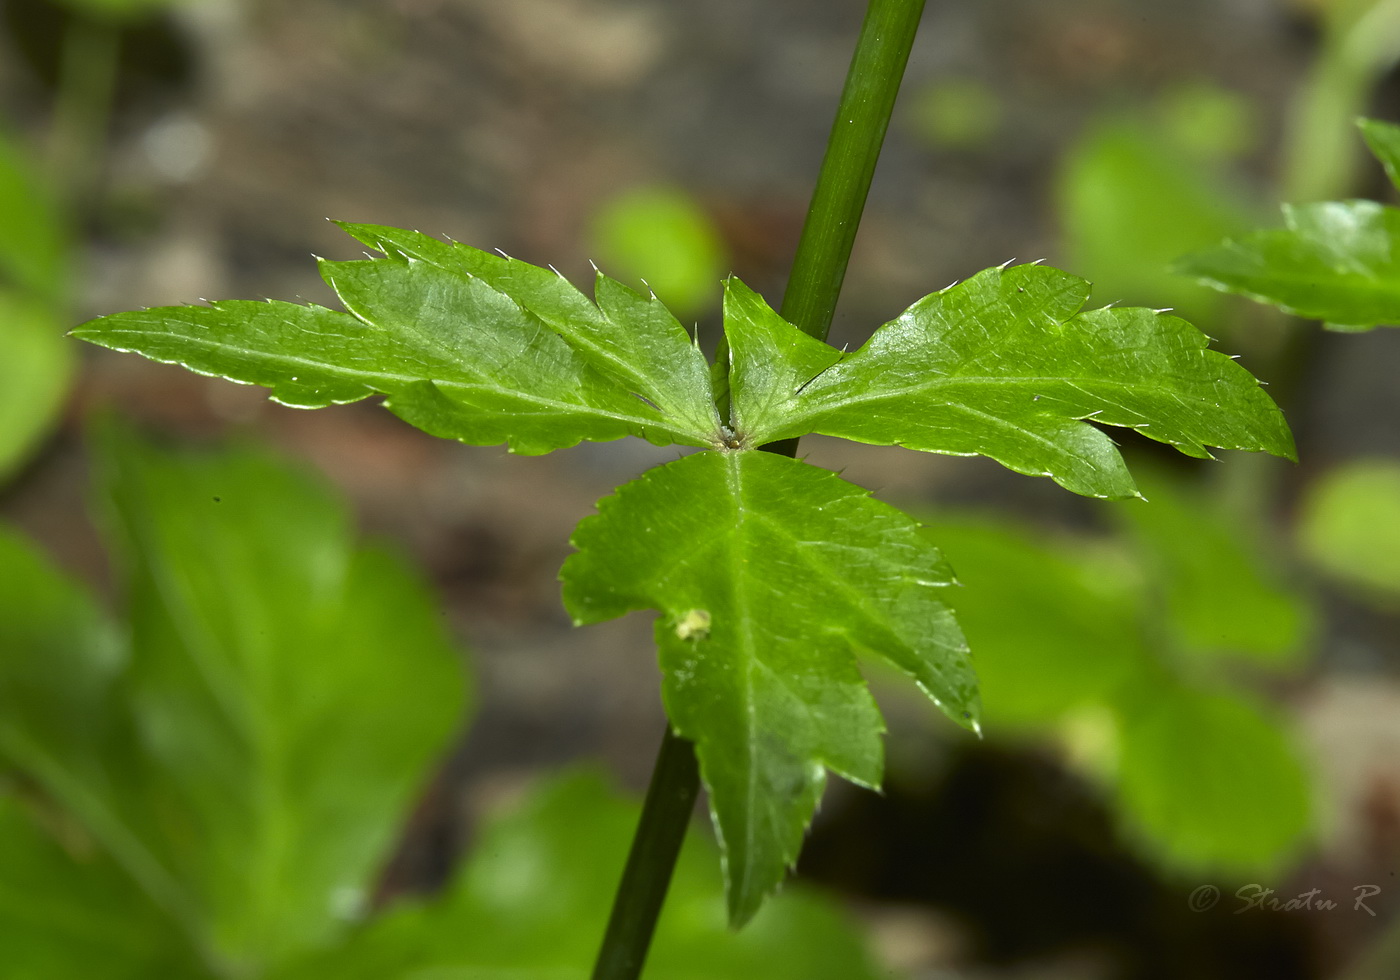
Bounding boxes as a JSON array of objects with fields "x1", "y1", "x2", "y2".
[
  {"x1": 721, "y1": 453, "x2": 762, "y2": 907},
  {"x1": 380, "y1": 245, "x2": 720, "y2": 435},
  {"x1": 88, "y1": 328, "x2": 698, "y2": 441}
]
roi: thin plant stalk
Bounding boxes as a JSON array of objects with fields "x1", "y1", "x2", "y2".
[
  {"x1": 589, "y1": 2, "x2": 927, "y2": 977},
  {"x1": 779, "y1": 0, "x2": 928, "y2": 344},
  {"x1": 589, "y1": 726, "x2": 700, "y2": 980}
]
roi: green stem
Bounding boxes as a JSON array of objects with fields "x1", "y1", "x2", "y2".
[
  {"x1": 591, "y1": 2, "x2": 926, "y2": 976},
  {"x1": 780, "y1": 0, "x2": 928, "y2": 343},
  {"x1": 590, "y1": 726, "x2": 700, "y2": 980}
]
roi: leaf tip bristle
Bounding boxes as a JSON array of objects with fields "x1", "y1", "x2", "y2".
[
  {"x1": 547, "y1": 263, "x2": 565, "y2": 279},
  {"x1": 588, "y1": 258, "x2": 602, "y2": 274},
  {"x1": 493, "y1": 247, "x2": 511, "y2": 259},
  {"x1": 997, "y1": 257, "x2": 1015, "y2": 270},
  {"x1": 1153, "y1": 307, "x2": 1174, "y2": 315}
]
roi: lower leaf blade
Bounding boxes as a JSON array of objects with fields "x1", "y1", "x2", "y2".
[{"x1": 561, "y1": 449, "x2": 975, "y2": 924}]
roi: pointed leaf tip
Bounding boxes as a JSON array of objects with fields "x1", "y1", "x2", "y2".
[
  {"x1": 73, "y1": 223, "x2": 726, "y2": 453},
  {"x1": 562, "y1": 449, "x2": 976, "y2": 921},
  {"x1": 724, "y1": 262, "x2": 1292, "y2": 497}
]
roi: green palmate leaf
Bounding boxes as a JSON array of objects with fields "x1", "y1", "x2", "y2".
[
  {"x1": 1055, "y1": 116, "x2": 1259, "y2": 328},
  {"x1": 588, "y1": 185, "x2": 728, "y2": 317},
  {"x1": 72, "y1": 224, "x2": 722, "y2": 455},
  {"x1": 0, "y1": 126, "x2": 74, "y2": 484},
  {"x1": 1298, "y1": 458, "x2": 1400, "y2": 599},
  {"x1": 96, "y1": 428, "x2": 467, "y2": 969},
  {"x1": 1177, "y1": 199, "x2": 1400, "y2": 330},
  {"x1": 917, "y1": 513, "x2": 1314, "y2": 873},
  {"x1": 0, "y1": 525, "x2": 162, "y2": 906},
  {"x1": 907, "y1": 78, "x2": 1003, "y2": 150},
  {"x1": 0, "y1": 792, "x2": 204, "y2": 979},
  {"x1": 0, "y1": 525, "x2": 211, "y2": 975},
  {"x1": 1177, "y1": 116, "x2": 1400, "y2": 331},
  {"x1": 724, "y1": 267, "x2": 1293, "y2": 499},
  {"x1": 561, "y1": 449, "x2": 974, "y2": 925},
  {"x1": 334, "y1": 223, "x2": 720, "y2": 434},
  {"x1": 271, "y1": 770, "x2": 889, "y2": 980},
  {"x1": 0, "y1": 429, "x2": 468, "y2": 975},
  {"x1": 1113, "y1": 467, "x2": 1309, "y2": 666},
  {"x1": 919, "y1": 518, "x2": 1144, "y2": 728},
  {"x1": 0, "y1": 293, "x2": 75, "y2": 483},
  {"x1": 0, "y1": 128, "x2": 68, "y2": 302},
  {"x1": 1113, "y1": 680, "x2": 1311, "y2": 872}
]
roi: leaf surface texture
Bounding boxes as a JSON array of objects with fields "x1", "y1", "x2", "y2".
[
  {"x1": 561, "y1": 449, "x2": 974, "y2": 923},
  {"x1": 724, "y1": 267, "x2": 1293, "y2": 498},
  {"x1": 73, "y1": 225, "x2": 722, "y2": 455}
]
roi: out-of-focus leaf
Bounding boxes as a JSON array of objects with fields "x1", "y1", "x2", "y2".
[
  {"x1": 1158, "y1": 82, "x2": 1259, "y2": 163},
  {"x1": 1179, "y1": 118, "x2": 1400, "y2": 330},
  {"x1": 1178, "y1": 199, "x2": 1400, "y2": 330},
  {"x1": 1113, "y1": 681, "x2": 1311, "y2": 872},
  {"x1": 1056, "y1": 119, "x2": 1258, "y2": 325},
  {"x1": 72, "y1": 224, "x2": 722, "y2": 455},
  {"x1": 0, "y1": 129, "x2": 68, "y2": 301},
  {"x1": 562, "y1": 449, "x2": 973, "y2": 925},
  {"x1": 0, "y1": 294, "x2": 74, "y2": 483},
  {"x1": 918, "y1": 505, "x2": 1313, "y2": 874},
  {"x1": 0, "y1": 793, "x2": 205, "y2": 979},
  {"x1": 1359, "y1": 116, "x2": 1400, "y2": 189},
  {"x1": 907, "y1": 78, "x2": 1003, "y2": 150},
  {"x1": 0, "y1": 430, "x2": 469, "y2": 975},
  {"x1": 0, "y1": 128, "x2": 73, "y2": 483},
  {"x1": 589, "y1": 185, "x2": 727, "y2": 317},
  {"x1": 0, "y1": 524, "x2": 136, "y2": 857},
  {"x1": 0, "y1": 527, "x2": 206, "y2": 975},
  {"x1": 1298, "y1": 459, "x2": 1400, "y2": 598},
  {"x1": 271, "y1": 770, "x2": 891, "y2": 980},
  {"x1": 919, "y1": 518, "x2": 1143, "y2": 728},
  {"x1": 1113, "y1": 468, "x2": 1309, "y2": 666},
  {"x1": 723, "y1": 269, "x2": 1294, "y2": 500},
  {"x1": 92, "y1": 427, "x2": 468, "y2": 970}
]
